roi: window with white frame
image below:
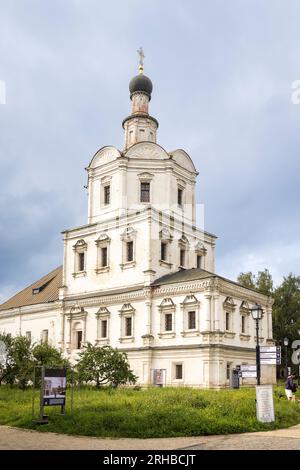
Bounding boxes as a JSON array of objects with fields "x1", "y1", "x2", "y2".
[
  {"x1": 104, "y1": 185, "x2": 110, "y2": 205},
  {"x1": 159, "y1": 228, "x2": 173, "y2": 266},
  {"x1": 240, "y1": 301, "x2": 250, "y2": 336},
  {"x1": 161, "y1": 242, "x2": 167, "y2": 261},
  {"x1": 174, "y1": 363, "x2": 183, "y2": 380},
  {"x1": 101, "y1": 319, "x2": 108, "y2": 338},
  {"x1": 95, "y1": 306, "x2": 110, "y2": 344},
  {"x1": 126, "y1": 241, "x2": 133, "y2": 262},
  {"x1": 180, "y1": 249, "x2": 185, "y2": 267},
  {"x1": 140, "y1": 181, "x2": 150, "y2": 203},
  {"x1": 76, "y1": 330, "x2": 83, "y2": 349},
  {"x1": 176, "y1": 179, "x2": 186, "y2": 208},
  {"x1": 119, "y1": 303, "x2": 135, "y2": 342},
  {"x1": 223, "y1": 297, "x2": 236, "y2": 333},
  {"x1": 68, "y1": 306, "x2": 87, "y2": 352},
  {"x1": 241, "y1": 315, "x2": 246, "y2": 333},
  {"x1": 41, "y1": 329, "x2": 48, "y2": 344},
  {"x1": 78, "y1": 253, "x2": 85, "y2": 271},
  {"x1": 195, "y1": 242, "x2": 207, "y2": 269},
  {"x1": 26, "y1": 331, "x2": 31, "y2": 343},
  {"x1": 120, "y1": 227, "x2": 136, "y2": 269},
  {"x1": 73, "y1": 239, "x2": 87, "y2": 277},
  {"x1": 177, "y1": 187, "x2": 183, "y2": 207},
  {"x1": 101, "y1": 247, "x2": 108, "y2": 267},
  {"x1": 180, "y1": 294, "x2": 200, "y2": 336},
  {"x1": 188, "y1": 311, "x2": 196, "y2": 329},
  {"x1": 72, "y1": 320, "x2": 84, "y2": 350},
  {"x1": 138, "y1": 172, "x2": 153, "y2": 205},
  {"x1": 158, "y1": 298, "x2": 176, "y2": 338},
  {"x1": 100, "y1": 176, "x2": 112, "y2": 207},
  {"x1": 95, "y1": 233, "x2": 110, "y2": 273},
  {"x1": 164, "y1": 313, "x2": 173, "y2": 331},
  {"x1": 178, "y1": 234, "x2": 189, "y2": 268},
  {"x1": 225, "y1": 311, "x2": 231, "y2": 331},
  {"x1": 125, "y1": 317, "x2": 132, "y2": 336}
]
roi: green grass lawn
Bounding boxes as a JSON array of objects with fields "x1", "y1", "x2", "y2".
[{"x1": 0, "y1": 385, "x2": 299, "y2": 438}]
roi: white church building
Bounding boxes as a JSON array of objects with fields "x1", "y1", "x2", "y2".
[{"x1": 0, "y1": 55, "x2": 275, "y2": 387}]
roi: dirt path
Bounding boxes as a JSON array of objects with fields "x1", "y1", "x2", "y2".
[{"x1": 1, "y1": 424, "x2": 300, "y2": 450}]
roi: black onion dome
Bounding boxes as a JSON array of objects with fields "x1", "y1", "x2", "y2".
[{"x1": 129, "y1": 74, "x2": 153, "y2": 99}]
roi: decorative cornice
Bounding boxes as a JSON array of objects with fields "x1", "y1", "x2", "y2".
[
  {"x1": 122, "y1": 114, "x2": 159, "y2": 129},
  {"x1": 152, "y1": 280, "x2": 213, "y2": 297}
]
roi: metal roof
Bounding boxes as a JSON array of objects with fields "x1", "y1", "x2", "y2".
[{"x1": 0, "y1": 266, "x2": 62, "y2": 312}]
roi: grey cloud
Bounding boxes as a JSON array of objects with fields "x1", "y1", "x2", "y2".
[{"x1": 1, "y1": 0, "x2": 300, "y2": 300}]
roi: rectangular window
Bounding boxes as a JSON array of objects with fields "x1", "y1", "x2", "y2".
[
  {"x1": 125, "y1": 317, "x2": 132, "y2": 337},
  {"x1": 175, "y1": 364, "x2": 183, "y2": 380},
  {"x1": 101, "y1": 247, "x2": 108, "y2": 267},
  {"x1": 140, "y1": 182, "x2": 150, "y2": 203},
  {"x1": 126, "y1": 241, "x2": 134, "y2": 262},
  {"x1": 180, "y1": 249, "x2": 185, "y2": 267},
  {"x1": 78, "y1": 252, "x2": 85, "y2": 272},
  {"x1": 76, "y1": 330, "x2": 83, "y2": 349},
  {"x1": 26, "y1": 331, "x2": 31, "y2": 343},
  {"x1": 226, "y1": 363, "x2": 231, "y2": 380},
  {"x1": 178, "y1": 188, "x2": 183, "y2": 207},
  {"x1": 161, "y1": 242, "x2": 167, "y2": 261},
  {"x1": 241, "y1": 316, "x2": 245, "y2": 333},
  {"x1": 197, "y1": 255, "x2": 202, "y2": 269},
  {"x1": 188, "y1": 311, "x2": 196, "y2": 330},
  {"x1": 41, "y1": 329, "x2": 48, "y2": 344},
  {"x1": 104, "y1": 185, "x2": 110, "y2": 205},
  {"x1": 165, "y1": 313, "x2": 173, "y2": 331},
  {"x1": 226, "y1": 312, "x2": 230, "y2": 331},
  {"x1": 101, "y1": 320, "x2": 108, "y2": 338}
]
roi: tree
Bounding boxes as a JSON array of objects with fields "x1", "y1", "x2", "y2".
[
  {"x1": 9, "y1": 336, "x2": 34, "y2": 390},
  {"x1": 0, "y1": 333, "x2": 14, "y2": 386},
  {"x1": 237, "y1": 269, "x2": 273, "y2": 295},
  {"x1": 32, "y1": 342, "x2": 70, "y2": 368},
  {"x1": 237, "y1": 272, "x2": 255, "y2": 290},
  {"x1": 0, "y1": 334, "x2": 72, "y2": 388},
  {"x1": 77, "y1": 344, "x2": 137, "y2": 388},
  {"x1": 272, "y1": 274, "x2": 300, "y2": 345},
  {"x1": 256, "y1": 269, "x2": 274, "y2": 296},
  {"x1": 32, "y1": 342, "x2": 71, "y2": 386}
]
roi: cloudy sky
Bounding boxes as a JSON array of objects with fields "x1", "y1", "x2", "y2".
[{"x1": 0, "y1": 0, "x2": 300, "y2": 302}]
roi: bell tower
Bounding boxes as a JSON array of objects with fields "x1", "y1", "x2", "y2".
[{"x1": 122, "y1": 48, "x2": 158, "y2": 150}]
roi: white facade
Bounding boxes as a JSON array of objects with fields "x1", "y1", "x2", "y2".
[{"x1": 0, "y1": 65, "x2": 275, "y2": 387}]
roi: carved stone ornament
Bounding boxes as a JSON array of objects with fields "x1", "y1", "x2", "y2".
[{"x1": 95, "y1": 233, "x2": 111, "y2": 245}]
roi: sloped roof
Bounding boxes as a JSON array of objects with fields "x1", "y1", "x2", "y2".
[
  {"x1": 0, "y1": 266, "x2": 62, "y2": 312},
  {"x1": 151, "y1": 268, "x2": 269, "y2": 298},
  {"x1": 151, "y1": 268, "x2": 215, "y2": 286}
]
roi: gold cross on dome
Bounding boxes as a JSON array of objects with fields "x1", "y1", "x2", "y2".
[{"x1": 137, "y1": 47, "x2": 145, "y2": 74}]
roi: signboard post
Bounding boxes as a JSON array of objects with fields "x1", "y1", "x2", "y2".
[
  {"x1": 256, "y1": 385, "x2": 275, "y2": 423},
  {"x1": 153, "y1": 369, "x2": 166, "y2": 387},
  {"x1": 259, "y1": 346, "x2": 281, "y2": 365},
  {"x1": 43, "y1": 368, "x2": 67, "y2": 410},
  {"x1": 240, "y1": 365, "x2": 257, "y2": 379},
  {"x1": 33, "y1": 366, "x2": 67, "y2": 424}
]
